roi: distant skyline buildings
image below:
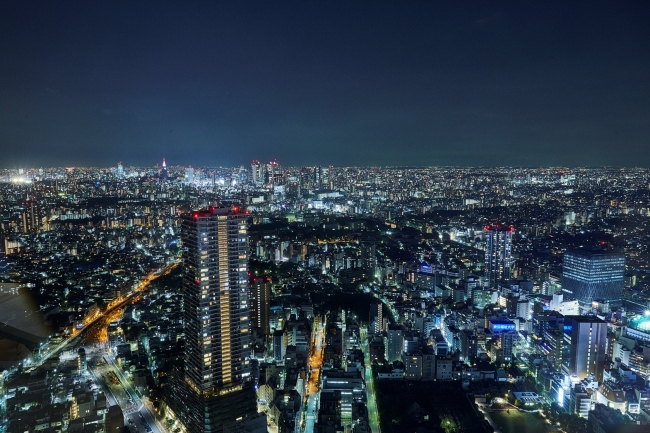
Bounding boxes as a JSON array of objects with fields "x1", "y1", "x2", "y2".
[
  {"x1": 8, "y1": 161, "x2": 650, "y2": 172},
  {"x1": 5, "y1": 151, "x2": 650, "y2": 431}
]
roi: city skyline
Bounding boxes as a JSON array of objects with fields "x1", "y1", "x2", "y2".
[
  {"x1": 9, "y1": 161, "x2": 650, "y2": 170},
  {"x1": 3, "y1": 165, "x2": 650, "y2": 432},
  {"x1": 3, "y1": 3, "x2": 650, "y2": 433},
  {"x1": 2, "y1": 2, "x2": 650, "y2": 168}
]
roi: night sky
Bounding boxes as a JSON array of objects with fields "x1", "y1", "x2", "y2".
[{"x1": 1, "y1": 1, "x2": 650, "y2": 168}]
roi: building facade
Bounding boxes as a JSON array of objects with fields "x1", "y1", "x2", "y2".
[
  {"x1": 369, "y1": 302, "x2": 383, "y2": 334},
  {"x1": 170, "y1": 207, "x2": 257, "y2": 433},
  {"x1": 561, "y1": 250, "x2": 625, "y2": 308},
  {"x1": 485, "y1": 225, "x2": 514, "y2": 288},
  {"x1": 562, "y1": 315, "x2": 608, "y2": 382},
  {"x1": 250, "y1": 276, "x2": 271, "y2": 335}
]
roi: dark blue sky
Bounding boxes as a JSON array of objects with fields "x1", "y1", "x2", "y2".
[{"x1": 1, "y1": 1, "x2": 649, "y2": 168}]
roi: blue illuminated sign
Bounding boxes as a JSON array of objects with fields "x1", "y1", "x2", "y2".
[{"x1": 492, "y1": 324, "x2": 515, "y2": 330}]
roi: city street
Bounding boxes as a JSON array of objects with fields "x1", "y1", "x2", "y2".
[
  {"x1": 26, "y1": 264, "x2": 178, "y2": 372},
  {"x1": 361, "y1": 340, "x2": 380, "y2": 433},
  {"x1": 101, "y1": 351, "x2": 169, "y2": 433},
  {"x1": 304, "y1": 320, "x2": 325, "y2": 433}
]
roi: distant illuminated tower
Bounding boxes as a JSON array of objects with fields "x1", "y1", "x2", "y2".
[
  {"x1": 313, "y1": 165, "x2": 323, "y2": 189},
  {"x1": 117, "y1": 161, "x2": 124, "y2": 178},
  {"x1": 299, "y1": 167, "x2": 311, "y2": 187},
  {"x1": 185, "y1": 166, "x2": 195, "y2": 183},
  {"x1": 322, "y1": 165, "x2": 330, "y2": 189},
  {"x1": 21, "y1": 198, "x2": 40, "y2": 234},
  {"x1": 238, "y1": 165, "x2": 247, "y2": 184},
  {"x1": 250, "y1": 276, "x2": 271, "y2": 335},
  {"x1": 161, "y1": 158, "x2": 168, "y2": 181},
  {"x1": 251, "y1": 160, "x2": 262, "y2": 185},
  {"x1": 269, "y1": 159, "x2": 283, "y2": 185},
  {"x1": 169, "y1": 207, "x2": 256, "y2": 433},
  {"x1": 361, "y1": 239, "x2": 377, "y2": 278},
  {"x1": 562, "y1": 249, "x2": 625, "y2": 308},
  {"x1": 485, "y1": 225, "x2": 514, "y2": 288}
]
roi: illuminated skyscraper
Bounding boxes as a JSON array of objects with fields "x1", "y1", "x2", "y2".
[
  {"x1": 250, "y1": 276, "x2": 270, "y2": 335},
  {"x1": 313, "y1": 165, "x2": 323, "y2": 189},
  {"x1": 562, "y1": 249, "x2": 625, "y2": 308},
  {"x1": 485, "y1": 225, "x2": 514, "y2": 288},
  {"x1": 186, "y1": 166, "x2": 195, "y2": 183},
  {"x1": 561, "y1": 315, "x2": 607, "y2": 381},
  {"x1": 269, "y1": 159, "x2": 283, "y2": 185},
  {"x1": 360, "y1": 239, "x2": 377, "y2": 278},
  {"x1": 299, "y1": 167, "x2": 311, "y2": 188},
  {"x1": 161, "y1": 158, "x2": 168, "y2": 181},
  {"x1": 171, "y1": 207, "x2": 257, "y2": 433},
  {"x1": 251, "y1": 160, "x2": 262, "y2": 185},
  {"x1": 238, "y1": 165, "x2": 247, "y2": 184},
  {"x1": 21, "y1": 198, "x2": 41, "y2": 234}
]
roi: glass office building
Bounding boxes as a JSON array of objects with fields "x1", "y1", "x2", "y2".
[{"x1": 561, "y1": 250, "x2": 625, "y2": 308}]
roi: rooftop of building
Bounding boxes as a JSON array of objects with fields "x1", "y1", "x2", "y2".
[
  {"x1": 565, "y1": 315, "x2": 607, "y2": 324},
  {"x1": 485, "y1": 225, "x2": 513, "y2": 232},
  {"x1": 564, "y1": 248, "x2": 625, "y2": 258},
  {"x1": 628, "y1": 313, "x2": 650, "y2": 332},
  {"x1": 188, "y1": 206, "x2": 249, "y2": 218}
]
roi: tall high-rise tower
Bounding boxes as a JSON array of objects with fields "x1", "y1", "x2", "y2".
[
  {"x1": 561, "y1": 315, "x2": 607, "y2": 381},
  {"x1": 250, "y1": 276, "x2": 270, "y2": 335},
  {"x1": 185, "y1": 166, "x2": 195, "y2": 184},
  {"x1": 485, "y1": 225, "x2": 514, "y2": 288},
  {"x1": 171, "y1": 207, "x2": 257, "y2": 433},
  {"x1": 313, "y1": 165, "x2": 323, "y2": 189},
  {"x1": 251, "y1": 160, "x2": 262, "y2": 185},
  {"x1": 21, "y1": 198, "x2": 40, "y2": 234},
  {"x1": 161, "y1": 158, "x2": 168, "y2": 181},
  {"x1": 561, "y1": 249, "x2": 625, "y2": 308},
  {"x1": 360, "y1": 239, "x2": 377, "y2": 278}
]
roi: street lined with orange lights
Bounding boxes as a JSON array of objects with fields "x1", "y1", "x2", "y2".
[
  {"x1": 27, "y1": 263, "x2": 178, "y2": 371},
  {"x1": 304, "y1": 320, "x2": 325, "y2": 433}
]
